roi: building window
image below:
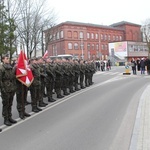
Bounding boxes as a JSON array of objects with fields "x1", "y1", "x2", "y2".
[
  {"x1": 105, "y1": 44, "x2": 108, "y2": 50},
  {"x1": 74, "y1": 43, "x2": 79, "y2": 50},
  {"x1": 67, "y1": 31, "x2": 72, "y2": 38},
  {"x1": 49, "y1": 34, "x2": 52, "y2": 41},
  {"x1": 108, "y1": 35, "x2": 111, "y2": 41},
  {"x1": 60, "y1": 31, "x2": 64, "y2": 38},
  {"x1": 74, "y1": 31, "x2": 78, "y2": 39},
  {"x1": 91, "y1": 33, "x2": 94, "y2": 39},
  {"x1": 105, "y1": 34, "x2": 107, "y2": 41},
  {"x1": 116, "y1": 36, "x2": 119, "y2": 41},
  {"x1": 101, "y1": 44, "x2": 104, "y2": 50},
  {"x1": 56, "y1": 32, "x2": 59, "y2": 39},
  {"x1": 80, "y1": 43, "x2": 84, "y2": 50},
  {"x1": 96, "y1": 44, "x2": 99, "y2": 50},
  {"x1": 80, "y1": 31, "x2": 83, "y2": 39},
  {"x1": 95, "y1": 33, "x2": 98, "y2": 39},
  {"x1": 113, "y1": 36, "x2": 115, "y2": 41},
  {"x1": 53, "y1": 34, "x2": 55, "y2": 40},
  {"x1": 101, "y1": 34, "x2": 103, "y2": 40},
  {"x1": 87, "y1": 33, "x2": 90, "y2": 39},
  {"x1": 92, "y1": 44, "x2": 94, "y2": 50},
  {"x1": 87, "y1": 43, "x2": 90, "y2": 50},
  {"x1": 68, "y1": 43, "x2": 73, "y2": 50},
  {"x1": 119, "y1": 36, "x2": 122, "y2": 41}
]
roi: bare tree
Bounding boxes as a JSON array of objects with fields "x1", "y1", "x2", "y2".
[
  {"x1": 141, "y1": 18, "x2": 150, "y2": 58},
  {"x1": 141, "y1": 18, "x2": 150, "y2": 75},
  {"x1": 5, "y1": 0, "x2": 57, "y2": 58}
]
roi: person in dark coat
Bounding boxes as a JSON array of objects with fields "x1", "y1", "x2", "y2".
[
  {"x1": 136, "y1": 58, "x2": 141, "y2": 71},
  {"x1": 131, "y1": 58, "x2": 137, "y2": 75},
  {"x1": 140, "y1": 58, "x2": 146, "y2": 74}
]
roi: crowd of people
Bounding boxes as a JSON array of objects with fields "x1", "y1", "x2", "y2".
[
  {"x1": 131, "y1": 57, "x2": 150, "y2": 75},
  {"x1": 95, "y1": 59, "x2": 111, "y2": 71},
  {"x1": 0, "y1": 55, "x2": 96, "y2": 132}
]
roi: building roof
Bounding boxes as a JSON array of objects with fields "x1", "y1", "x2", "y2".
[
  {"x1": 110, "y1": 21, "x2": 141, "y2": 27},
  {"x1": 58, "y1": 21, "x2": 124, "y2": 31}
]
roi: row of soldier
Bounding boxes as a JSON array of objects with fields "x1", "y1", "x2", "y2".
[{"x1": 0, "y1": 55, "x2": 96, "y2": 132}]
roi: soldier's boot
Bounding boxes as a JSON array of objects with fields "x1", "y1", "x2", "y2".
[
  {"x1": 9, "y1": 117, "x2": 17, "y2": 124},
  {"x1": 80, "y1": 83, "x2": 85, "y2": 89},
  {"x1": 75, "y1": 84, "x2": 80, "y2": 91},
  {"x1": 63, "y1": 89, "x2": 70, "y2": 95},
  {"x1": 39, "y1": 102, "x2": 47, "y2": 107},
  {"x1": 48, "y1": 97, "x2": 56, "y2": 102},
  {"x1": 70, "y1": 87, "x2": 75, "y2": 93},
  {"x1": 4, "y1": 118, "x2": 12, "y2": 126},
  {"x1": 36, "y1": 106, "x2": 42, "y2": 111},
  {"x1": 19, "y1": 112, "x2": 25, "y2": 119},
  {"x1": 32, "y1": 106, "x2": 40, "y2": 113},
  {"x1": 0, "y1": 128, "x2": 2, "y2": 132},
  {"x1": 57, "y1": 94, "x2": 64, "y2": 98},
  {"x1": 24, "y1": 112, "x2": 31, "y2": 117},
  {"x1": 39, "y1": 100, "x2": 48, "y2": 107}
]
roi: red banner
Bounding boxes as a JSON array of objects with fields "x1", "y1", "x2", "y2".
[{"x1": 16, "y1": 50, "x2": 34, "y2": 87}]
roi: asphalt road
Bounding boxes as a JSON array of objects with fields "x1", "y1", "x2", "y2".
[{"x1": 0, "y1": 66, "x2": 149, "y2": 150}]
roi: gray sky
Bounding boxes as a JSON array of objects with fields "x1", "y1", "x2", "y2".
[{"x1": 48, "y1": 0, "x2": 150, "y2": 25}]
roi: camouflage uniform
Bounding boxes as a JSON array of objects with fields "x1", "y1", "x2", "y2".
[
  {"x1": 38, "y1": 62, "x2": 48, "y2": 107},
  {"x1": 30, "y1": 62, "x2": 42, "y2": 112},
  {"x1": 85, "y1": 62, "x2": 90, "y2": 87},
  {"x1": 54, "y1": 62, "x2": 64, "y2": 98},
  {"x1": 89, "y1": 61, "x2": 96, "y2": 85},
  {"x1": 45, "y1": 61, "x2": 56, "y2": 102},
  {"x1": 62, "y1": 61, "x2": 70, "y2": 95},
  {"x1": 16, "y1": 80, "x2": 31, "y2": 119},
  {"x1": 73, "y1": 60, "x2": 80, "y2": 91},
  {"x1": 0, "y1": 63, "x2": 17, "y2": 126},
  {"x1": 68, "y1": 61, "x2": 75, "y2": 93},
  {"x1": 79, "y1": 61, "x2": 86, "y2": 89}
]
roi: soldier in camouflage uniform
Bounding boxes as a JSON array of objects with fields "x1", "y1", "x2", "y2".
[
  {"x1": 79, "y1": 59, "x2": 86, "y2": 89},
  {"x1": 45, "y1": 58, "x2": 56, "y2": 102},
  {"x1": 54, "y1": 58, "x2": 64, "y2": 98},
  {"x1": 68, "y1": 59, "x2": 75, "y2": 93},
  {"x1": 30, "y1": 58, "x2": 42, "y2": 113},
  {"x1": 0, "y1": 55, "x2": 17, "y2": 126},
  {"x1": 37, "y1": 57, "x2": 48, "y2": 107},
  {"x1": 16, "y1": 80, "x2": 31, "y2": 119},
  {"x1": 62, "y1": 59, "x2": 70, "y2": 95},
  {"x1": 90, "y1": 60, "x2": 96, "y2": 84},
  {"x1": 84, "y1": 60, "x2": 90, "y2": 87},
  {"x1": 73, "y1": 60, "x2": 80, "y2": 91},
  {"x1": 14, "y1": 57, "x2": 31, "y2": 119}
]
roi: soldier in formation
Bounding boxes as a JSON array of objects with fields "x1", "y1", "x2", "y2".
[
  {"x1": 0, "y1": 56, "x2": 96, "y2": 131},
  {"x1": 0, "y1": 55, "x2": 17, "y2": 126}
]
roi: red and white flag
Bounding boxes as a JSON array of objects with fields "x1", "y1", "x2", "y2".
[
  {"x1": 43, "y1": 50, "x2": 48, "y2": 59},
  {"x1": 16, "y1": 50, "x2": 34, "y2": 87},
  {"x1": 16, "y1": 50, "x2": 27, "y2": 77}
]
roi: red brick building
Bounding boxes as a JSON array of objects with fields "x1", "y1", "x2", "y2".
[{"x1": 45, "y1": 21, "x2": 142, "y2": 60}]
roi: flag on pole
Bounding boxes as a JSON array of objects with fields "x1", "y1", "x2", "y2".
[
  {"x1": 16, "y1": 50, "x2": 27, "y2": 77},
  {"x1": 16, "y1": 50, "x2": 34, "y2": 87},
  {"x1": 43, "y1": 50, "x2": 48, "y2": 59}
]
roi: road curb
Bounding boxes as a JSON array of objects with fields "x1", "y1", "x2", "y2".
[{"x1": 129, "y1": 84, "x2": 150, "y2": 150}]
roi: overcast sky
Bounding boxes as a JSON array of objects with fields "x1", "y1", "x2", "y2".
[{"x1": 48, "y1": 0, "x2": 150, "y2": 26}]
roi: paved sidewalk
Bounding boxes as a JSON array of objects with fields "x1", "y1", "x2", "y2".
[{"x1": 129, "y1": 84, "x2": 150, "y2": 150}]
